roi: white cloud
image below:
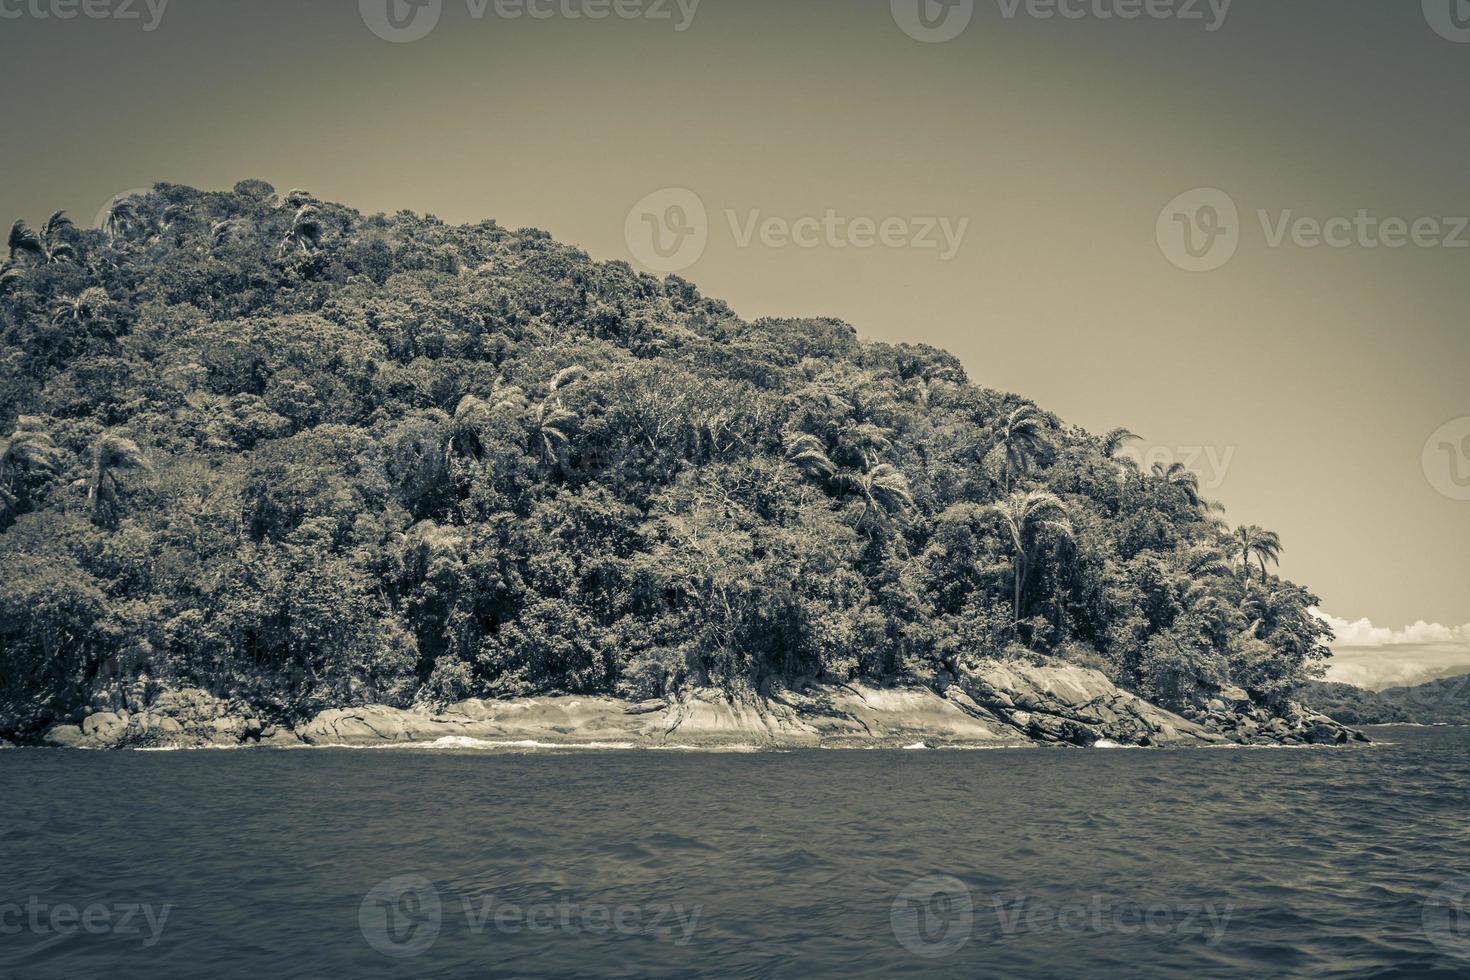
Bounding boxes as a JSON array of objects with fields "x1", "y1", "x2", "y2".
[{"x1": 1310, "y1": 609, "x2": 1470, "y2": 690}]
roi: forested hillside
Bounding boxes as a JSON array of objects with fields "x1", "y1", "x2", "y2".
[{"x1": 0, "y1": 181, "x2": 1332, "y2": 737}]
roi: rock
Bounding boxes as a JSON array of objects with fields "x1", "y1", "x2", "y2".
[
  {"x1": 1207, "y1": 698, "x2": 1227, "y2": 714},
  {"x1": 44, "y1": 724, "x2": 86, "y2": 748},
  {"x1": 80, "y1": 712, "x2": 128, "y2": 742},
  {"x1": 1305, "y1": 723, "x2": 1346, "y2": 745},
  {"x1": 1218, "y1": 685, "x2": 1252, "y2": 705}
]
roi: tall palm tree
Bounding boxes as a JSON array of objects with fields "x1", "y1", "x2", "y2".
[
  {"x1": 841, "y1": 460, "x2": 914, "y2": 533},
  {"x1": 985, "y1": 490, "x2": 1074, "y2": 625},
  {"x1": 984, "y1": 404, "x2": 1052, "y2": 492},
  {"x1": 0, "y1": 417, "x2": 61, "y2": 528},
  {"x1": 9, "y1": 211, "x2": 75, "y2": 265},
  {"x1": 88, "y1": 433, "x2": 151, "y2": 528},
  {"x1": 1233, "y1": 525, "x2": 1282, "y2": 581}
]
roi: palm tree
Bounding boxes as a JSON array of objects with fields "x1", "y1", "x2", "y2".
[
  {"x1": 1151, "y1": 461, "x2": 1224, "y2": 515},
  {"x1": 280, "y1": 205, "x2": 323, "y2": 254},
  {"x1": 9, "y1": 212, "x2": 75, "y2": 265},
  {"x1": 984, "y1": 404, "x2": 1052, "y2": 492},
  {"x1": 102, "y1": 198, "x2": 142, "y2": 243},
  {"x1": 526, "y1": 367, "x2": 585, "y2": 472},
  {"x1": 211, "y1": 219, "x2": 249, "y2": 247},
  {"x1": 447, "y1": 395, "x2": 495, "y2": 464},
  {"x1": 1101, "y1": 427, "x2": 1140, "y2": 459},
  {"x1": 783, "y1": 432, "x2": 835, "y2": 481},
  {"x1": 0, "y1": 264, "x2": 24, "y2": 293},
  {"x1": 88, "y1": 433, "x2": 151, "y2": 528},
  {"x1": 1233, "y1": 525, "x2": 1282, "y2": 581},
  {"x1": 985, "y1": 490, "x2": 1074, "y2": 625},
  {"x1": 840, "y1": 460, "x2": 914, "y2": 533},
  {"x1": 0, "y1": 417, "x2": 62, "y2": 528},
  {"x1": 49, "y1": 287, "x2": 110, "y2": 326}
]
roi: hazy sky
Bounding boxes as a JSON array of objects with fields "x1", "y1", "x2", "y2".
[{"x1": 0, "y1": 0, "x2": 1465, "y2": 644}]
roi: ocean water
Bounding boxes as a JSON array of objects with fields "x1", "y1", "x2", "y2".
[{"x1": 2, "y1": 727, "x2": 1468, "y2": 979}]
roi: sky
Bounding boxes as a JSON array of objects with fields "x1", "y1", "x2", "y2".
[{"x1": 0, "y1": 0, "x2": 1465, "y2": 683}]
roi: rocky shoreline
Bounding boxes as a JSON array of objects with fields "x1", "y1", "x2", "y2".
[{"x1": 27, "y1": 660, "x2": 1367, "y2": 751}]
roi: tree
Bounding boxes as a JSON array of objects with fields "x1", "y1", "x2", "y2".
[
  {"x1": 8, "y1": 212, "x2": 75, "y2": 265},
  {"x1": 49, "y1": 287, "x2": 111, "y2": 327},
  {"x1": 840, "y1": 460, "x2": 914, "y2": 534},
  {"x1": 783, "y1": 432, "x2": 835, "y2": 481},
  {"x1": 1233, "y1": 524, "x2": 1282, "y2": 581},
  {"x1": 1151, "y1": 461, "x2": 1223, "y2": 515},
  {"x1": 281, "y1": 205, "x2": 323, "y2": 254},
  {"x1": 0, "y1": 418, "x2": 62, "y2": 529},
  {"x1": 984, "y1": 404, "x2": 1052, "y2": 491},
  {"x1": 103, "y1": 198, "x2": 143, "y2": 244},
  {"x1": 87, "y1": 433, "x2": 151, "y2": 529},
  {"x1": 527, "y1": 366, "x2": 585, "y2": 473},
  {"x1": 985, "y1": 490, "x2": 1074, "y2": 626}
]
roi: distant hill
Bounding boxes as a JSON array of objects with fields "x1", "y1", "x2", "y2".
[{"x1": 1302, "y1": 676, "x2": 1470, "y2": 725}]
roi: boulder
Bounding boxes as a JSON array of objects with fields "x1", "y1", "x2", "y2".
[{"x1": 44, "y1": 724, "x2": 86, "y2": 748}]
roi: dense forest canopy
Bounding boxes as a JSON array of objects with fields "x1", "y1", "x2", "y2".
[{"x1": 0, "y1": 181, "x2": 1333, "y2": 736}]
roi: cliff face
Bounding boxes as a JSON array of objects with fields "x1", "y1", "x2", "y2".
[{"x1": 38, "y1": 659, "x2": 1363, "y2": 750}]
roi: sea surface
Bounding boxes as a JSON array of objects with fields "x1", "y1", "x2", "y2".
[{"x1": 2, "y1": 727, "x2": 1469, "y2": 979}]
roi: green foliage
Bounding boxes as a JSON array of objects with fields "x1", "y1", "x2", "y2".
[{"x1": 0, "y1": 182, "x2": 1334, "y2": 736}]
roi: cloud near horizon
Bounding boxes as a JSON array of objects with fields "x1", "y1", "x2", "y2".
[{"x1": 1311, "y1": 609, "x2": 1470, "y2": 691}]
